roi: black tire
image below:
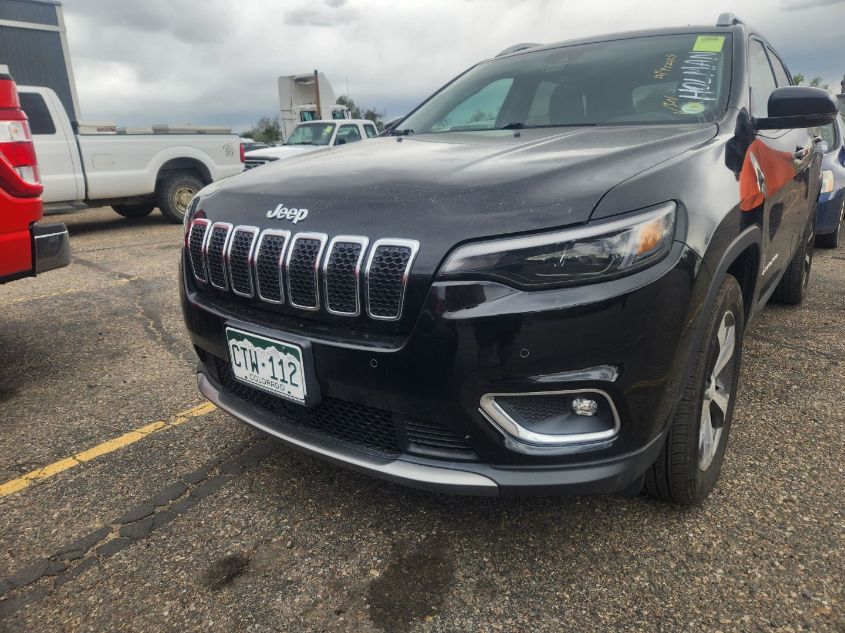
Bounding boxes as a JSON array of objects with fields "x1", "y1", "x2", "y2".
[
  {"x1": 815, "y1": 213, "x2": 841, "y2": 249},
  {"x1": 772, "y1": 216, "x2": 815, "y2": 305},
  {"x1": 112, "y1": 203, "x2": 155, "y2": 219},
  {"x1": 645, "y1": 275, "x2": 744, "y2": 505},
  {"x1": 157, "y1": 172, "x2": 203, "y2": 224}
]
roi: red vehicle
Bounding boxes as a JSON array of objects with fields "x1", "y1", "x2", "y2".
[{"x1": 0, "y1": 67, "x2": 69, "y2": 284}]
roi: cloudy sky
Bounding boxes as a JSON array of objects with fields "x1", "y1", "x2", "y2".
[{"x1": 61, "y1": 0, "x2": 844, "y2": 132}]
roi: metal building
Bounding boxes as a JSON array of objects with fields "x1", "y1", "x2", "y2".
[{"x1": 0, "y1": 0, "x2": 79, "y2": 123}]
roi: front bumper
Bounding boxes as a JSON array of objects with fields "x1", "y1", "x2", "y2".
[
  {"x1": 181, "y1": 241, "x2": 707, "y2": 495},
  {"x1": 816, "y1": 190, "x2": 845, "y2": 235},
  {"x1": 199, "y1": 369, "x2": 669, "y2": 495}
]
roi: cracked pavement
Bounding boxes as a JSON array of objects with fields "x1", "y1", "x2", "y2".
[{"x1": 0, "y1": 207, "x2": 843, "y2": 632}]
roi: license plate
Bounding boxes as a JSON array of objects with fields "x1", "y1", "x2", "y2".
[{"x1": 225, "y1": 327, "x2": 306, "y2": 404}]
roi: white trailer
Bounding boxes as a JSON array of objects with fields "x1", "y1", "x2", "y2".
[{"x1": 278, "y1": 72, "x2": 350, "y2": 140}]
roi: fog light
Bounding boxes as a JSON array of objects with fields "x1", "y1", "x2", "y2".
[
  {"x1": 478, "y1": 390, "x2": 620, "y2": 447},
  {"x1": 571, "y1": 397, "x2": 598, "y2": 417}
]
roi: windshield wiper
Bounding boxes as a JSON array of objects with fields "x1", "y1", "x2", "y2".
[
  {"x1": 498, "y1": 121, "x2": 528, "y2": 129},
  {"x1": 389, "y1": 128, "x2": 414, "y2": 136}
]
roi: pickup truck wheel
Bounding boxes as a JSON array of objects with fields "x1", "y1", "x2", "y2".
[
  {"x1": 112, "y1": 203, "x2": 155, "y2": 218},
  {"x1": 157, "y1": 173, "x2": 203, "y2": 223},
  {"x1": 772, "y1": 216, "x2": 815, "y2": 305},
  {"x1": 645, "y1": 275, "x2": 744, "y2": 505}
]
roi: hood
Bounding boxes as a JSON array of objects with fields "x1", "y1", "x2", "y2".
[{"x1": 201, "y1": 124, "x2": 716, "y2": 269}]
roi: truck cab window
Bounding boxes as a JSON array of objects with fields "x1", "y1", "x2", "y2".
[
  {"x1": 18, "y1": 93, "x2": 56, "y2": 135},
  {"x1": 336, "y1": 125, "x2": 362, "y2": 144},
  {"x1": 364, "y1": 124, "x2": 377, "y2": 138}
]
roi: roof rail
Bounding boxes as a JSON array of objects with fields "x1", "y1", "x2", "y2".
[
  {"x1": 716, "y1": 12, "x2": 744, "y2": 26},
  {"x1": 495, "y1": 43, "x2": 542, "y2": 57}
]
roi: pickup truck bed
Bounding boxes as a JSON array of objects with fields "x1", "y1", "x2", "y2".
[{"x1": 19, "y1": 86, "x2": 244, "y2": 222}]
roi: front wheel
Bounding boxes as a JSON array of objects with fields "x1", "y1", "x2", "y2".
[
  {"x1": 157, "y1": 172, "x2": 203, "y2": 224},
  {"x1": 645, "y1": 275, "x2": 745, "y2": 505}
]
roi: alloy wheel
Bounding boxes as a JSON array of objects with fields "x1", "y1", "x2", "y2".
[
  {"x1": 803, "y1": 222, "x2": 815, "y2": 290},
  {"x1": 175, "y1": 186, "x2": 197, "y2": 214},
  {"x1": 699, "y1": 310, "x2": 736, "y2": 471}
]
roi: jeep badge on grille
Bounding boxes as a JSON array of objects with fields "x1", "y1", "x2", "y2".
[{"x1": 267, "y1": 203, "x2": 308, "y2": 224}]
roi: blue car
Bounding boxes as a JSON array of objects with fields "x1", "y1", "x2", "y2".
[{"x1": 816, "y1": 114, "x2": 845, "y2": 247}]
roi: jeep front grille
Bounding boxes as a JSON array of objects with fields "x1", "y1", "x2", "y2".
[
  {"x1": 205, "y1": 223, "x2": 232, "y2": 290},
  {"x1": 324, "y1": 236, "x2": 368, "y2": 316},
  {"x1": 366, "y1": 239, "x2": 419, "y2": 320},
  {"x1": 188, "y1": 219, "x2": 210, "y2": 283},
  {"x1": 188, "y1": 222, "x2": 418, "y2": 322},
  {"x1": 254, "y1": 230, "x2": 289, "y2": 304},
  {"x1": 226, "y1": 226, "x2": 259, "y2": 297},
  {"x1": 285, "y1": 233, "x2": 327, "y2": 311}
]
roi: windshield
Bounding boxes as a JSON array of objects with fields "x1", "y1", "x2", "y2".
[
  {"x1": 284, "y1": 122, "x2": 336, "y2": 146},
  {"x1": 399, "y1": 33, "x2": 733, "y2": 134}
]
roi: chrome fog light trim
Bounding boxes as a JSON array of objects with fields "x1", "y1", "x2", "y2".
[{"x1": 479, "y1": 389, "x2": 620, "y2": 446}]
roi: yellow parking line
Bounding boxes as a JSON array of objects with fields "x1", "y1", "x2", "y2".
[
  {"x1": 0, "y1": 277, "x2": 141, "y2": 306},
  {"x1": 0, "y1": 402, "x2": 216, "y2": 499}
]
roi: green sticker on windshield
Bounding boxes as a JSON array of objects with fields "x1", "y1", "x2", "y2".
[{"x1": 693, "y1": 35, "x2": 725, "y2": 53}]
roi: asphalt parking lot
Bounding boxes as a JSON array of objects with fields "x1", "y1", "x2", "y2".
[{"x1": 1, "y1": 206, "x2": 843, "y2": 632}]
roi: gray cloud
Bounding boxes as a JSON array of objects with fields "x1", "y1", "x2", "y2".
[
  {"x1": 284, "y1": 6, "x2": 356, "y2": 27},
  {"x1": 781, "y1": 0, "x2": 843, "y2": 11},
  {"x1": 59, "y1": 0, "x2": 844, "y2": 133}
]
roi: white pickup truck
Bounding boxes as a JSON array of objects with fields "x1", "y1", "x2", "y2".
[
  {"x1": 18, "y1": 86, "x2": 244, "y2": 222},
  {"x1": 244, "y1": 119, "x2": 379, "y2": 170}
]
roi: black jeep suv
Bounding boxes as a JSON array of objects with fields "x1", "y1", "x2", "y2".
[{"x1": 180, "y1": 15, "x2": 837, "y2": 504}]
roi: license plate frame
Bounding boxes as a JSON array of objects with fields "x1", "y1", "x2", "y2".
[{"x1": 225, "y1": 326, "x2": 318, "y2": 407}]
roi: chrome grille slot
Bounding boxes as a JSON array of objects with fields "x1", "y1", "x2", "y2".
[
  {"x1": 188, "y1": 219, "x2": 210, "y2": 283},
  {"x1": 324, "y1": 236, "x2": 368, "y2": 316},
  {"x1": 205, "y1": 223, "x2": 233, "y2": 290},
  {"x1": 285, "y1": 233, "x2": 327, "y2": 311},
  {"x1": 227, "y1": 226, "x2": 258, "y2": 297},
  {"x1": 254, "y1": 230, "x2": 289, "y2": 304},
  {"x1": 365, "y1": 239, "x2": 419, "y2": 321}
]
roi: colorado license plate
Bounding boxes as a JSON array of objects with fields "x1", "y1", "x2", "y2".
[{"x1": 226, "y1": 327, "x2": 306, "y2": 404}]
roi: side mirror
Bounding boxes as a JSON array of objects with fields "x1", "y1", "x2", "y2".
[{"x1": 755, "y1": 86, "x2": 838, "y2": 130}]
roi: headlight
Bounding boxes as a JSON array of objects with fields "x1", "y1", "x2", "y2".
[
  {"x1": 438, "y1": 202, "x2": 676, "y2": 289},
  {"x1": 821, "y1": 170, "x2": 834, "y2": 194}
]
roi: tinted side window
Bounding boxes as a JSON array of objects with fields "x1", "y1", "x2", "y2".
[
  {"x1": 18, "y1": 92, "x2": 57, "y2": 135},
  {"x1": 336, "y1": 125, "x2": 362, "y2": 144},
  {"x1": 748, "y1": 40, "x2": 777, "y2": 116},
  {"x1": 363, "y1": 124, "x2": 377, "y2": 138},
  {"x1": 766, "y1": 47, "x2": 792, "y2": 87}
]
